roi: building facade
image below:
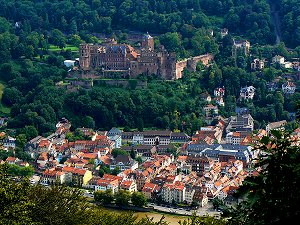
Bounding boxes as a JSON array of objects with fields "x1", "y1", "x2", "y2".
[{"x1": 78, "y1": 34, "x2": 213, "y2": 80}]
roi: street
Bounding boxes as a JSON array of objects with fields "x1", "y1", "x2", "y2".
[{"x1": 148, "y1": 202, "x2": 222, "y2": 219}]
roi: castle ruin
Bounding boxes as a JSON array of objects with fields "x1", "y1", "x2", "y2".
[{"x1": 79, "y1": 33, "x2": 213, "y2": 80}]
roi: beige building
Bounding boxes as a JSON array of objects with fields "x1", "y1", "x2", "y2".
[
  {"x1": 120, "y1": 180, "x2": 137, "y2": 193},
  {"x1": 161, "y1": 182, "x2": 186, "y2": 203}
]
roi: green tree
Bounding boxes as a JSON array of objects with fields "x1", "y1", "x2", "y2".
[
  {"x1": 69, "y1": 34, "x2": 82, "y2": 47},
  {"x1": 179, "y1": 214, "x2": 228, "y2": 225},
  {"x1": 0, "y1": 17, "x2": 11, "y2": 33},
  {"x1": 229, "y1": 131, "x2": 300, "y2": 224},
  {"x1": 115, "y1": 190, "x2": 131, "y2": 207},
  {"x1": 51, "y1": 29, "x2": 66, "y2": 49},
  {"x1": 20, "y1": 125, "x2": 38, "y2": 140},
  {"x1": 112, "y1": 149, "x2": 128, "y2": 158},
  {"x1": 16, "y1": 134, "x2": 27, "y2": 149},
  {"x1": 82, "y1": 116, "x2": 95, "y2": 129},
  {"x1": 130, "y1": 149, "x2": 136, "y2": 159},
  {"x1": 131, "y1": 192, "x2": 147, "y2": 207},
  {"x1": 94, "y1": 189, "x2": 114, "y2": 205},
  {"x1": 7, "y1": 164, "x2": 34, "y2": 177},
  {"x1": 159, "y1": 32, "x2": 182, "y2": 53},
  {"x1": 111, "y1": 166, "x2": 121, "y2": 175},
  {"x1": 0, "y1": 164, "x2": 34, "y2": 225},
  {"x1": 28, "y1": 184, "x2": 89, "y2": 225}
]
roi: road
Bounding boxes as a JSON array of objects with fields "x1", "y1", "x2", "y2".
[
  {"x1": 268, "y1": 0, "x2": 282, "y2": 44},
  {"x1": 149, "y1": 202, "x2": 222, "y2": 218}
]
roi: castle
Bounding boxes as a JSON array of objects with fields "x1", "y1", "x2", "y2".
[{"x1": 79, "y1": 33, "x2": 213, "y2": 80}]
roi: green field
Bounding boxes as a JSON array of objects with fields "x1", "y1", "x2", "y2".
[
  {"x1": 48, "y1": 44, "x2": 79, "y2": 52},
  {"x1": 0, "y1": 82, "x2": 11, "y2": 115}
]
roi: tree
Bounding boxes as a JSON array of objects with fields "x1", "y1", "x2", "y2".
[
  {"x1": 0, "y1": 17, "x2": 11, "y2": 33},
  {"x1": 28, "y1": 184, "x2": 89, "y2": 225},
  {"x1": 7, "y1": 164, "x2": 34, "y2": 177},
  {"x1": 70, "y1": 20, "x2": 78, "y2": 34},
  {"x1": 2, "y1": 87, "x2": 22, "y2": 106},
  {"x1": 131, "y1": 192, "x2": 147, "y2": 207},
  {"x1": 111, "y1": 166, "x2": 121, "y2": 175},
  {"x1": 114, "y1": 190, "x2": 131, "y2": 207},
  {"x1": 0, "y1": 164, "x2": 34, "y2": 225},
  {"x1": 179, "y1": 214, "x2": 228, "y2": 225},
  {"x1": 111, "y1": 149, "x2": 128, "y2": 158},
  {"x1": 82, "y1": 116, "x2": 95, "y2": 129},
  {"x1": 51, "y1": 29, "x2": 66, "y2": 48},
  {"x1": 94, "y1": 189, "x2": 114, "y2": 205},
  {"x1": 20, "y1": 125, "x2": 38, "y2": 140},
  {"x1": 16, "y1": 134, "x2": 27, "y2": 149},
  {"x1": 212, "y1": 198, "x2": 224, "y2": 210},
  {"x1": 229, "y1": 131, "x2": 300, "y2": 224},
  {"x1": 136, "y1": 156, "x2": 142, "y2": 164},
  {"x1": 130, "y1": 149, "x2": 136, "y2": 159},
  {"x1": 159, "y1": 32, "x2": 182, "y2": 53}
]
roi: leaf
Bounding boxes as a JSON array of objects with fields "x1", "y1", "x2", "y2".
[
  {"x1": 260, "y1": 136, "x2": 270, "y2": 145},
  {"x1": 270, "y1": 130, "x2": 282, "y2": 139}
]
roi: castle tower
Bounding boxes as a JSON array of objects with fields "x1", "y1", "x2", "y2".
[
  {"x1": 79, "y1": 44, "x2": 92, "y2": 70},
  {"x1": 141, "y1": 32, "x2": 154, "y2": 51}
]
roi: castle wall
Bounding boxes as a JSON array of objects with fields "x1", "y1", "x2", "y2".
[
  {"x1": 175, "y1": 54, "x2": 214, "y2": 79},
  {"x1": 175, "y1": 60, "x2": 188, "y2": 79},
  {"x1": 79, "y1": 42, "x2": 214, "y2": 81}
]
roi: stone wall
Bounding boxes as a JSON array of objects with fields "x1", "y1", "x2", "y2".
[{"x1": 175, "y1": 54, "x2": 214, "y2": 79}]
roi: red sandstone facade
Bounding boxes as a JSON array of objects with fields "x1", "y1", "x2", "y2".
[{"x1": 79, "y1": 33, "x2": 213, "y2": 80}]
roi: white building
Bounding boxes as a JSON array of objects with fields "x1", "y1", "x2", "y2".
[
  {"x1": 161, "y1": 182, "x2": 186, "y2": 203},
  {"x1": 240, "y1": 86, "x2": 255, "y2": 100},
  {"x1": 132, "y1": 132, "x2": 144, "y2": 145},
  {"x1": 203, "y1": 104, "x2": 219, "y2": 117},
  {"x1": 214, "y1": 87, "x2": 225, "y2": 97},
  {"x1": 185, "y1": 185, "x2": 196, "y2": 204},
  {"x1": 251, "y1": 58, "x2": 265, "y2": 70},
  {"x1": 266, "y1": 120, "x2": 287, "y2": 134},
  {"x1": 282, "y1": 81, "x2": 296, "y2": 94},
  {"x1": 120, "y1": 180, "x2": 137, "y2": 193},
  {"x1": 272, "y1": 55, "x2": 285, "y2": 64},
  {"x1": 215, "y1": 96, "x2": 225, "y2": 107},
  {"x1": 226, "y1": 132, "x2": 242, "y2": 145},
  {"x1": 220, "y1": 28, "x2": 228, "y2": 38},
  {"x1": 95, "y1": 177, "x2": 119, "y2": 194},
  {"x1": 3, "y1": 136, "x2": 16, "y2": 150},
  {"x1": 64, "y1": 60, "x2": 76, "y2": 67}
]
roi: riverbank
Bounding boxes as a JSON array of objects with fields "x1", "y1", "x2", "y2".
[{"x1": 103, "y1": 207, "x2": 189, "y2": 225}]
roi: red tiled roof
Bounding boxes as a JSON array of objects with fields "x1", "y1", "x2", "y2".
[
  {"x1": 120, "y1": 180, "x2": 134, "y2": 189},
  {"x1": 82, "y1": 153, "x2": 97, "y2": 159},
  {"x1": 142, "y1": 182, "x2": 157, "y2": 193},
  {"x1": 6, "y1": 157, "x2": 16, "y2": 162}
]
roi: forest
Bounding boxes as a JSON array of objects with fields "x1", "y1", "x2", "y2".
[{"x1": 0, "y1": 0, "x2": 278, "y2": 45}]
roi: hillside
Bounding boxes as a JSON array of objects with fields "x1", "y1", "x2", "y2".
[{"x1": 0, "y1": 0, "x2": 276, "y2": 45}]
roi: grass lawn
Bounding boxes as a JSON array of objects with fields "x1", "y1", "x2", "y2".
[
  {"x1": 0, "y1": 82, "x2": 11, "y2": 115},
  {"x1": 48, "y1": 44, "x2": 79, "y2": 52}
]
